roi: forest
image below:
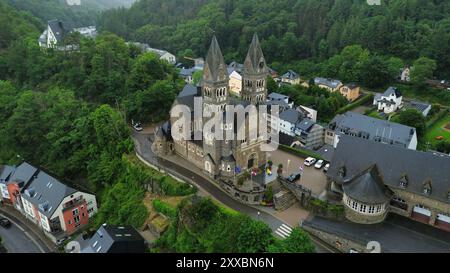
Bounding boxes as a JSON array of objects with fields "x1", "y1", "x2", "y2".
[
  {"x1": 97, "y1": 0, "x2": 450, "y2": 81},
  {"x1": 4, "y1": 0, "x2": 135, "y2": 29},
  {"x1": 0, "y1": 0, "x2": 184, "y2": 231}
]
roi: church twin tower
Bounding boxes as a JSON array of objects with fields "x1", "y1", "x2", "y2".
[{"x1": 202, "y1": 33, "x2": 269, "y2": 109}]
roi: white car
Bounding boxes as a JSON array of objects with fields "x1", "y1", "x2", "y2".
[
  {"x1": 133, "y1": 122, "x2": 143, "y2": 132},
  {"x1": 314, "y1": 160, "x2": 325, "y2": 169},
  {"x1": 304, "y1": 157, "x2": 316, "y2": 167},
  {"x1": 323, "y1": 163, "x2": 330, "y2": 173}
]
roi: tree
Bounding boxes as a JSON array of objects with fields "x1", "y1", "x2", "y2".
[
  {"x1": 391, "y1": 109, "x2": 426, "y2": 136},
  {"x1": 192, "y1": 70, "x2": 203, "y2": 85},
  {"x1": 360, "y1": 55, "x2": 391, "y2": 88},
  {"x1": 410, "y1": 57, "x2": 437, "y2": 87},
  {"x1": 235, "y1": 217, "x2": 274, "y2": 253},
  {"x1": 126, "y1": 52, "x2": 167, "y2": 93}
]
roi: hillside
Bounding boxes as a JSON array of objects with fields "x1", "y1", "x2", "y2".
[{"x1": 97, "y1": 0, "x2": 450, "y2": 79}]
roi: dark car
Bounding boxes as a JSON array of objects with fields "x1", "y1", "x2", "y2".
[
  {"x1": 0, "y1": 217, "x2": 11, "y2": 228},
  {"x1": 286, "y1": 172, "x2": 301, "y2": 183}
]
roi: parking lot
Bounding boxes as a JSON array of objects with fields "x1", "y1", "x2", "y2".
[{"x1": 267, "y1": 149, "x2": 329, "y2": 198}]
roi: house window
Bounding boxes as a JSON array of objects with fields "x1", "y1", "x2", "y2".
[
  {"x1": 376, "y1": 205, "x2": 382, "y2": 213},
  {"x1": 423, "y1": 187, "x2": 431, "y2": 195},
  {"x1": 72, "y1": 208, "x2": 79, "y2": 216},
  {"x1": 368, "y1": 206, "x2": 375, "y2": 214},
  {"x1": 74, "y1": 215, "x2": 80, "y2": 225},
  {"x1": 352, "y1": 201, "x2": 358, "y2": 210},
  {"x1": 359, "y1": 204, "x2": 366, "y2": 213}
]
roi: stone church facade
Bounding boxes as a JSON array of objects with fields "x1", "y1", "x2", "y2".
[{"x1": 154, "y1": 34, "x2": 270, "y2": 192}]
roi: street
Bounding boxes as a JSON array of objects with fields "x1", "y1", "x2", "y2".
[
  {"x1": 132, "y1": 131, "x2": 335, "y2": 253},
  {"x1": 0, "y1": 211, "x2": 47, "y2": 253}
]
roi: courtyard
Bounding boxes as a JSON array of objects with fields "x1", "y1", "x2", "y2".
[{"x1": 267, "y1": 149, "x2": 328, "y2": 198}]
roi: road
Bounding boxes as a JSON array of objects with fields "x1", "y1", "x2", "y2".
[
  {"x1": 132, "y1": 131, "x2": 335, "y2": 253},
  {"x1": 0, "y1": 211, "x2": 48, "y2": 253}
]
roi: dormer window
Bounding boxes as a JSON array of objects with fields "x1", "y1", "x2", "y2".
[
  {"x1": 423, "y1": 180, "x2": 432, "y2": 195},
  {"x1": 338, "y1": 166, "x2": 346, "y2": 178},
  {"x1": 399, "y1": 175, "x2": 408, "y2": 188}
]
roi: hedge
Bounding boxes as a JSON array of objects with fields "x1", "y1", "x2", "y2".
[
  {"x1": 426, "y1": 109, "x2": 449, "y2": 129},
  {"x1": 279, "y1": 145, "x2": 324, "y2": 160},
  {"x1": 336, "y1": 93, "x2": 374, "y2": 114},
  {"x1": 152, "y1": 199, "x2": 177, "y2": 218}
]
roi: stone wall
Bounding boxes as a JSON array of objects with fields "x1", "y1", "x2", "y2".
[
  {"x1": 302, "y1": 224, "x2": 369, "y2": 253},
  {"x1": 344, "y1": 206, "x2": 388, "y2": 224}
]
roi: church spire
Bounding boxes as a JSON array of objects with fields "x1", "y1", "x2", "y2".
[
  {"x1": 243, "y1": 33, "x2": 268, "y2": 75},
  {"x1": 203, "y1": 35, "x2": 228, "y2": 83}
]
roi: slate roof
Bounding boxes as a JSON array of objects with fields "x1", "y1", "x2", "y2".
[
  {"x1": 203, "y1": 36, "x2": 228, "y2": 83},
  {"x1": 295, "y1": 119, "x2": 315, "y2": 132},
  {"x1": 48, "y1": 20, "x2": 66, "y2": 42},
  {"x1": 314, "y1": 77, "x2": 342, "y2": 89},
  {"x1": 82, "y1": 225, "x2": 146, "y2": 253},
  {"x1": 342, "y1": 165, "x2": 393, "y2": 204},
  {"x1": 0, "y1": 165, "x2": 15, "y2": 184},
  {"x1": 279, "y1": 108, "x2": 304, "y2": 124},
  {"x1": 21, "y1": 169, "x2": 77, "y2": 218},
  {"x1": 383, "y1": 86, "x2": 402, "y2": 98},
  {"x1": 281, "y1": 70, "x2": 299, "y2": 80},
  {"x1": 345, "y1": 83, "x2": 359, "y2": 89},
  {"x1": 9, "y1": 162, "x2": 38, "y2": 184},
  {"x1": 327, "y1": 135, "x2": 450, "y2": 204},
  {"x1": 178, "y1": 84, "x2": 199, "y2": 98},
  {"x1": 179, "y1": 68, "x2": 194, "y2": 77},
  {"x1": 329, "y1": 112, "x2": 416, "y2": 148},
  {"x1": 268, "y1": 92, "x2": 289, "y2": 101},
  {"x1": 228, "y1": 61, "x2": 244, "y2": 74},
  {"x1": 243, "y1": 33, "x2": 268, "y2": 76}
]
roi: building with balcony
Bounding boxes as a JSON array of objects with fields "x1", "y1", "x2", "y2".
[{"x1": 0, "y1": 162, "x2": 97, "y2": 238}]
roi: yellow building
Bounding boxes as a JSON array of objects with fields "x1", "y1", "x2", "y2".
[
  {"x1": 339, "y1": 83, "x2": 360, "y2": 102},
  {"x1": 228, "y1": 70, "x2": 242, "y2": 96}
]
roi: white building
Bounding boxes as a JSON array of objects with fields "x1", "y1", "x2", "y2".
[
  {"x1": 38, "y1": 20, "x2": 97, "y2": 50},
  {"x1": 373, "y1": 87, "x2": 403, "y2": 114},
  {"x1": 147, "y1": 47, "x2": 177, "y2": 65}
]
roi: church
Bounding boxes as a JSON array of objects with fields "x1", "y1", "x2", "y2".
[{"x1": 154, "y1": 34, "x2": 272, "y2": 195}]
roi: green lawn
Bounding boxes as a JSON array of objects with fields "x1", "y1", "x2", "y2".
[
  {"x1": 424, "y1": 114, "x2": 450, "y2": 146},
  {"x1": 367, "y1": 110, "x2": 385, "y2": 120}
]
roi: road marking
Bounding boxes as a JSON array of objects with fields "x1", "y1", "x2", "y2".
[
  {"x1": 0, "y1": 212, "x2": 46, "y2": 253},
  {"x1": 275, "y1": 224, "x2": 292, "y2": 239}
]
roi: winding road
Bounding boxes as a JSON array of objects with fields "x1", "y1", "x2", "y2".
[
  {"x1": 132, "y1": 131, "x2": 335, "y2": 253},
  {"x1": 0, "y1": 210, "x2": 50, "y2": 253}
]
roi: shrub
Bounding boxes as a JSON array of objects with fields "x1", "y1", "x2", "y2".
[
  {"x1": 159, "y1": 176, "x2": 197, "y2": 196},
  {"x1": 152, "y1": 199, "x2": 177, "y2": 218},
  {"x1": 279, "y1": 145, "x2": 324, "y2": 160},
  {"x1": 336, "y1": 93, "x2": 374, "y2": 114}
]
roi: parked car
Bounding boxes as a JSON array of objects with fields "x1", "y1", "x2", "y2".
[
  {"x1": 0, "y1": 217, "x2": 11, "y2": 228},
  {"x1": 314, "y1": 160, "x2": 325, "y2": 169},
  {"x1": 132, "y1": 122, "x2": 143, "y2": 132},
  {"x1": 304, "y1": 157, "x2": 316, "y2": 167},
  {"x1": 56, "y1": 236, "x2": 69, "y2": 246},
  {"x1": 323, "y1": 163, "x2": 330, "y2": 173},
  {"x1": 286, "y1": 172, "x2": 301, "y2": 183}
]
